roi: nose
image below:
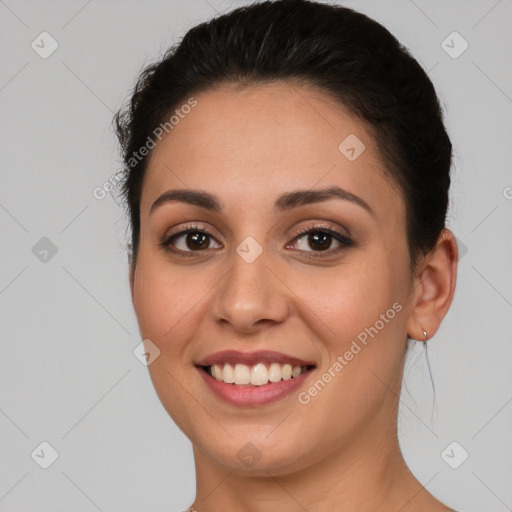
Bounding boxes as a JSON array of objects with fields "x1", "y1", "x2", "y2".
[{"x1": 210, "y1": 251, "x2": 289, "y2": 334}]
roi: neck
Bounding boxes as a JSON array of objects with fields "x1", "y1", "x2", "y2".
[{"x1": 190, "y1": 411, "x2": 450, "y2": 512}]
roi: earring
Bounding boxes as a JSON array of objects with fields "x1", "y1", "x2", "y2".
[{"x1": 422, "y1": 329, "x2": 428, "y2": 341}]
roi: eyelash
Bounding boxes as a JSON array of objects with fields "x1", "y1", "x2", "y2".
[
  {"x1": 290, "y1": 225, "x2": 354, "y2": 258},
  {"x1": 159, "y1": 224, "x2": 213, "y2": 258},
  {"x1": 159, "y1": 223, "x2": 354, "y2": 259}
]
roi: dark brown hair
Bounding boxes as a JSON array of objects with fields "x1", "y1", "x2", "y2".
[{"x1": 114, "y1": 0, "x2": 452, "y2": 269}]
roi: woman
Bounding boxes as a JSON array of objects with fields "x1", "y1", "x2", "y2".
[{"x1": 115, "y1": 0, "x2": 458, "y2": 509}]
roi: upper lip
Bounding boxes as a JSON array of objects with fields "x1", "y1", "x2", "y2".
[{"x1": 196, "y1": 350, "x2": 316, "y2": 368}]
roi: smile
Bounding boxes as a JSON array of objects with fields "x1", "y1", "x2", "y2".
[
  {"x1": 196, "y1": 350, "x2": 316, "y2": 406},
  {"x1": 204, "y1": 362, "x2": 312, "y2": 386}
]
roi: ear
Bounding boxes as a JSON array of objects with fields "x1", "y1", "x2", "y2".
[{"x1": 407, "y1": 229, "x2": 458, "y2": 341}]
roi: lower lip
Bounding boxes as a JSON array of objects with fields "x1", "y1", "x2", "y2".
[{"x1": 197, "y1": 367, "x2": 313, "y2": 406}]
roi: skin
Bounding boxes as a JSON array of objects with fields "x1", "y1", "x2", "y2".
[{"x1": 129, "y1": 82, "x2": 458, "y2": 511}]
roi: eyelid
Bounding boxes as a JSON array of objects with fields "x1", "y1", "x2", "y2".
[
  {"x1": 290, "y1": 222, "x2": 352, "y2": 243},
  {"x1": 163, "y1": 222, "x2": 220, "y2": 241},
  {"x1": 293, "y1": 223, "x2": 350, "y2": 239},
  {"x1": 295, "y1": 220, "x2": 353, "y2": 240},
  {"x1": 159, "y1": 221, "x2": 354, "y2": 258},
  {"x1": 286, "y1": 224, "x2": 354, "y2": 254},
  {"x1": 159, "y1": 223, "x2": 223, "y2": 254}
]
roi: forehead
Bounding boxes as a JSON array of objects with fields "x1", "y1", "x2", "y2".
[{"x1": 140, "y1": 82, "x2": 402, "y2": 219}]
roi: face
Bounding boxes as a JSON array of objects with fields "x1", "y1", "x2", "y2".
[{"x1": 131, "y1": 82, "x2": 417, "y2": 475}]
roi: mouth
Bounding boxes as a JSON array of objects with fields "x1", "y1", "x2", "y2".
[
  {"x1": 199, "y1": 362, "x2": 315, "y2": 386},
  {"x1": 195, "y1": 350, "x2": 317, "y2": 406}
]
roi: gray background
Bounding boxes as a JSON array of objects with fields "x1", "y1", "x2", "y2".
[{"x1": 1, "y1": 0, "x2": 511, "y2": 511}]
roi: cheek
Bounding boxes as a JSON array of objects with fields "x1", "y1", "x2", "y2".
[
  {"x1": 296, "y1": 259, "x2": 402, "y2": 337},
  {"x1": 295, "y1": 265, "x2": 407, "y2": 405},
  {"x1": 132, "y1": 255, "x2": 207, "y2": 347},
  {"x1": 290, "y1": 251, "x2": 409, "y2": 391}
]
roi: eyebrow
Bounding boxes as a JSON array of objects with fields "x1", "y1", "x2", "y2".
[
  {"x1": 150, "y1": 189, "x2": 222, "y2": 214},
  {"x1": 274, "y1": 186, "x2": 374, "y2": 216},
  {"x1": 150, "y1": 186, "x2": 374, "y2": 216}
]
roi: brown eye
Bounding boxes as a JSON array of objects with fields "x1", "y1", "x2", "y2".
[
  {"x1": 286, "y1": 226, "x2": 354, "y2": 257},
  {"x1": 164, "y1": 229, "x2": 222, "y2": 253},
  {"x1": 291, "y1": 230, "x2": 341, "y2": 252},
  {"x1": 186, "y1": 232, "x2": 209, "y2": 250},
  {"x1": 307, "y1": 232, "x2": 333, "y2": 251}
]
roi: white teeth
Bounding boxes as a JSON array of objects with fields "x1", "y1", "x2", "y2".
[
  {"x1": 268, "y1": 363, "x2": 282, "y2": 383},
  {"x1": 281, "y1": 363, "x2": 292, "y2": 380},
  {"x1": 223, "y1": 363, "x2": 235, "y2": 383},
  {"x1": 208, "y1": 362, "x2": 309, "y2": 385},
  {"x1": 292, "y1": 365, "x2": 302, "y2": 378},
  {"x1": 250, "y1": 363, "x2": 268, "y2": 386},
  {"x1": 234, "y1": 364, "x2": 251, "y2": 385},
  {"x1": 212, "y1": 364, "x2": 223, "y2": 381}
]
